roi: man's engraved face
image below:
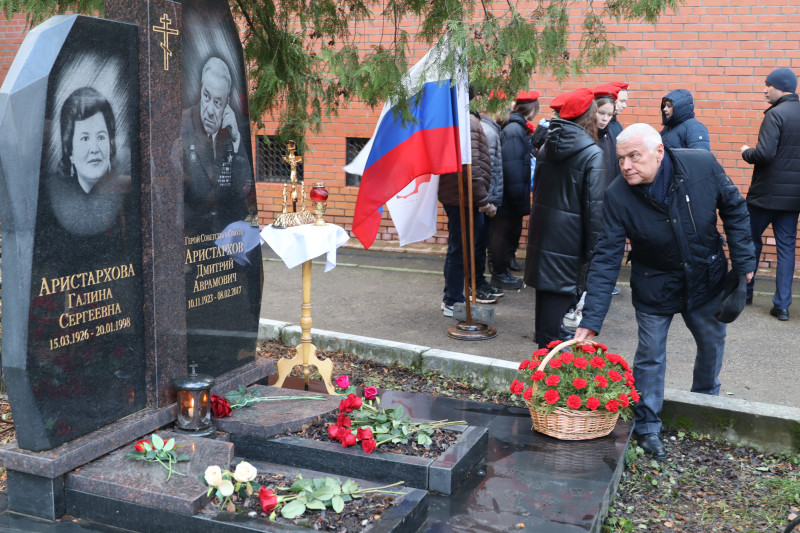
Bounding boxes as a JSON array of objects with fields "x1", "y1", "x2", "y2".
[{"x1": 200, "y1": 73, "x2": 228, "y2": 136}]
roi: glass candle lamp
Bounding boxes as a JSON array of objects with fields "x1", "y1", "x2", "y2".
[
  {"x1": 310, "y1": 182, "x2": 328, "y2": 226},
  {"x1": 173, "y1": 366, "x2": 216, "y2": 438}
]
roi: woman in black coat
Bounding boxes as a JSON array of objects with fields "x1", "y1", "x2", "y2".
[
  {"x1": 523, "y1": 88, "x2": 607, "y2": 348},
  {"x1": 490, "y1": 91, "x2": 539, "y2": 290}
]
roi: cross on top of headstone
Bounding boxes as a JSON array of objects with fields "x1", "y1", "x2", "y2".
[{"x1": 188, "y1": 362, "x2": 199, "y2": 376}]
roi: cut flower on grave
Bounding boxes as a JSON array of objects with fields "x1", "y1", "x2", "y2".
[
  {"x1": 125, "y1": 433, "x2": 189, "y2": 481},
  {"x1": 210, "y1": 387, "x2": 326, "y2": 418},
  {"x1": 327, "y1": 381, "x2": 466, "y2": 453},
  {"x1": 511, "y1": 339, "x2": 639, "y2": 420}
]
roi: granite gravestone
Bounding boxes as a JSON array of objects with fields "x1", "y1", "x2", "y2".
[
  {"x1": 0, "y1": 15, "x2": 145, "y2": 451},
  {"x1": 179, "y1": 0, "x2": 262, "y2": 377}
]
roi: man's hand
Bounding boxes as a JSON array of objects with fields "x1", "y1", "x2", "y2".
[
  {"x1": 740, "y1": 144, "x2": 750, "y2": 153},
  {"x1": 745, "y1": 271, "x2": 754, "y2": 283},
  {"x1": 222, "y1": 104, "x2": 240, "y2": 145},
  {"x1": 573, "y1": 327, "x2": 596, "y2": 342},
  {"x1": 479, "y1": 203, "x2": 497, "y2": 217}
]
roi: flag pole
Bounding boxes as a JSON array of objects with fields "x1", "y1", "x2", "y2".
[{"x1": 448, "y1": 163, "x2": 497, "y2": 340}]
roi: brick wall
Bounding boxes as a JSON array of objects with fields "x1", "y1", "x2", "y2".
[{"x1": 3, "y1": 4, "x2": 800, "y2": 271}]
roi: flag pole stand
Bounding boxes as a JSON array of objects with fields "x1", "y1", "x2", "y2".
[{"x1": 447, "y1": 164, "x2": 497, "y2": 341}]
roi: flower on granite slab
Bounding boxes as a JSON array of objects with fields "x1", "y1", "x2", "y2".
[{"x1": 125, "y1": 433, "x2": 189, "y2": 481}]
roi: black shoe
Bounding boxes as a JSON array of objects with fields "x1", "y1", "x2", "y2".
[
  {"x1": 770, "y1": 306, "x2": 789, "y2": 321},
  {"x1": 745, "y1": 296, "x2": 753, "y2": 305},
  {"x1": 473, "y1": 286, "x2": 498, "y2": 304},
  {"x1": 479, "y1": 283, "x2": 504, "y2": 298},
  {"x1": 491, "y1": 272, "x2": 523, "y2": 290},
  {"x1": 507, "y1": 256, "x2": 521, "y2": 272},
  {"x1": 637, "y1": 433, "x2": 667, "y2": 460}
]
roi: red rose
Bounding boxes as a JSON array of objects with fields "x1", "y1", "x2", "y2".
[
  {"x1": 546, "y1": 340, "x2": 561, "y2": 349},
  {"x1": 531, "y1": 370, "x2": 546, "y2": 382},
  {"x1": 339, "y1": 393, "x2": 363, "y2": 413},
  {"x1": 549, "y1": 358, "x2": 563, "y2": 369},
  {"x1": 328, "y1": 424, "x2": 343, "y2": 441},
  {"x1": 525, "y1": 122, "x2": 535, "y2": 134},
  {"x1": 545, "y1": 375, "x2": 560, "y2": 387},
  {"x1": 619, "y1": 394, "x2": 630, "y2": 408},
  {"x1": 134, "y1": 440, "x2": 151, "y2": 452},
  {"x1": 523, "y1": 386, "x2": 533, "y2": 400},
  {"x1": 590, "y1": 357, "x2": 605, "y2": 368},
  {"x1": 594, "y1": 375, "x2": 608, "y2": 388},
  {"x1": 580, "y1": 344, "x2": 597, "y2": 353},
  {"x1": 544, "y1": 390, "x2": 560, "y2": 404},
  {"x1": 259, "y1": 487, "x2": 278, "y2": 513},
  {"x1": 560, "y1": 352, "x2": 574, "y2": 364},
  {"x1": 519, "y1": 360, "x2": 530, "y2": 370},
  {"x1": 608, "y1": 370, "x2": 623, "y2": 382},
  {"x1": 566, "y1": 395, "x2": 582, "y2": 409},
  {"x1": 210, "y1": 393, "x2": 232, "y2": 418},
  {"x1": 335, "y1": 375, "x2": 350, "y2": 390},
  {"x1": 347, "y1": 393, "x2": 363, "y2": 410},
  {"x1": 341, "y1": 432, "x2": 357, "y2": 447},
  {"x1": 572, "y1": 378, "x2": 587, "y2": 389},
  {"x1": 363, "y1": 386, "x2": 378, "y2": 401},
  {"x1": 573, "y1": 357, "x2": 589, "y2": 369},
  {"x1": 605, "y1": 399, "x2": 620, "y2": 413},
  {"x1": 586, "y1": 397, "x2": 601, "y2": 411},
  {"x1": 510, "y1": 379, "x2": 524, "y2": 395},
  {"x1": 534, "y1": 348, "x2": 549, "y2": 357},
  {"x1": 361, "y1": 439, "x2": 377, "y2": 454},
  {"x1": 337, "y1": 413, "x2": 352, "y2": 427},
  {"x1": 630, "y1": 389, "x2": 640, "y2": 403},
  {"x1": 596, "y1": 343, "x2": 608, "y2": 351},
  {"x1": 356, "y1": 427, "x2": 373, "y2": 441}
]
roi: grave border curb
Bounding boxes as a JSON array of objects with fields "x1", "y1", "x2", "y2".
[{"x1": 259, "y1": 318, "x2": 800, "y2": 455}]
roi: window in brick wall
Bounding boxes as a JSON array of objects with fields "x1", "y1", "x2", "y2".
[
  {"x1": 345, "y1": 137, "x2": 369, "y2": 187},
  {"x1": 256, "y1": 135, "x2": 303, "y2": 183}
]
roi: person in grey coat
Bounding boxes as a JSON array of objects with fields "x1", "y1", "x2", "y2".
[{"x1": 479, "y1": 109, "x2": 505, "y2": 299}]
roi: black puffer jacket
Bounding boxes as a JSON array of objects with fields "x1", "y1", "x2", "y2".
[
  {"x1": 438, "y1": 113, "x2": 491, "y2": 207},
  {"x1": 497, "y1": 112, "x2": 532, "y2": 217},
  {"x1": 580, "y1": 148, "x2": 756, "y2": 334},
  {"x1": 597, "y1": 127, "x2": 621, "y2": 189},
  {"x1": 742, "y1": 93, "x2": 800, "y2": 212},
  {"x1": 523, "y1": 119, "x2": 606, "y2": 295},
  {"x1": 660, "y1": 89, "x2": 711, "y2": 150}
]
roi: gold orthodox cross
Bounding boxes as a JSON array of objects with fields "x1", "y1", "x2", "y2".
[{"x1": 152, "y1": 14, "x2": 179, "y2": 71}]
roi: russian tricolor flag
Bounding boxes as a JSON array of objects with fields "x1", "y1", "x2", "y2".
[{"x1": 347, "y1": 41, "x2": 470, "y2": 248}]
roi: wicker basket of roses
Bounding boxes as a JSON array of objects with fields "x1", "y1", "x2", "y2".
[{"x1": 510, "y1": 339, "x2": 639, "y2": 440}]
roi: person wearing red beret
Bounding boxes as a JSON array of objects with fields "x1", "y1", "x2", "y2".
[
  {"x1": 523, "y1": 88, "x2": 607, "y2": 348},
  {"x1": 607, "y1": 82, "x2": 630, "y2": 139},
  {"x1": 489, "y1": 91, "x2": 541, "y2": 290}
]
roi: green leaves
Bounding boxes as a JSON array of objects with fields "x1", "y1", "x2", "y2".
[{"x1": 125, "y1": 433, "x2": 189, "y2": 482}]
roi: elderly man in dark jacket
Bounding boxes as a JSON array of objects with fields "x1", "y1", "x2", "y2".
[
  {"x1": 741, "y1": 67, "x2": 800, "y2": 321},
  {"x1": 660, "y1": 89, "x2": 711, "y2": 150},
  {"x1": 575, "y1": 124, "x2": 755, "y2": 460},
  {"x1": 438, "y1": 111, "x2": 494, "y2": 316}
]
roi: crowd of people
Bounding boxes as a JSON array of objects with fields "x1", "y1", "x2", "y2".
[{"x1": 439, "y1": 67, "x2": 800, "y2": 459}]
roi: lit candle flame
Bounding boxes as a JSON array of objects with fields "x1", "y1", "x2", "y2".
[{"x1": 188, "y1": 395, "x2": 194, "y2": 419}]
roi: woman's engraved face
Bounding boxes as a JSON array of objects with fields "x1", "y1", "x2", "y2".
[{"x1": 70, "y1": 112, "x2": 111, "y2": 192}]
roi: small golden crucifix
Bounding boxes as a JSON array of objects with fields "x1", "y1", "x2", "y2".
[{"x1": 152, "y1": 14, "x2": 179, "y2": 71}]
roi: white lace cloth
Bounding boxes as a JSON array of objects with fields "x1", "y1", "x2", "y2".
[{"x1": 260, "y1": 223, "x2": 349, "y2": 272}]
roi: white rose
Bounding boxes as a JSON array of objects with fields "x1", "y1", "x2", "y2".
[
  {"x1": 204, "y1": 465, "x2": 223, "y2": 487},
  {"x1": 233, "y1": 461, "x2": 257, "y2": 483},
  {"x1": 218, "y1": 479, "x2": 234, "y2": 497}
]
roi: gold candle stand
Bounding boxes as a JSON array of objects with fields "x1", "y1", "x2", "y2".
[{"x1": 272, "y1": 260, "x2": 336, "y2": 395}]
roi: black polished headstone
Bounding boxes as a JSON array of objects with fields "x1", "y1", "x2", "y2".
[
  {"x1": 0, "y1": 15, "x2": 144, "y2": 451},
  {"x1": 180, "y1": 0, "x2": 262, "y2": 378}
]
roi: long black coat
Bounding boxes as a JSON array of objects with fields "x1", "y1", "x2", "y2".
[
  {"x1": 742, "y1": 93, "x2": 800, "y2": 212},
  {"x1": 497, "y1": 112, "x2": 532, "y2": 217},
  {"x1": 523, "y1": 119, "x2": 606, "y2": 295},
  {"x1": 580, "y1": 148, "x2": 756, "y2": 334}
]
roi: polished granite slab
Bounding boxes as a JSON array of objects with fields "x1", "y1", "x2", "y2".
[{"x1": 0, "y1": 380, "x2": 631, "y2": 532}]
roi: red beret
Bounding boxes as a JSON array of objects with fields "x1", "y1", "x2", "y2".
[
  {"x1": 593, "y1": 83, "x2": 621, "y2": 100},
  {"x1": 549, "y1": 92, "x2": 570, "y2": 113},
  {"x1": 610, "y1": 81, "x2": 630, "y2": 91},
  {"x1": 516, "y1": 90, "x2": 540, "y2": 103},
  {"x1": 559, "y1": 88, "x2": 595, "y2": 120}
]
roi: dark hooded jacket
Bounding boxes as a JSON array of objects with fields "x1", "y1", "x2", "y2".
[
  {"x1": 497, "y1": 112, "x2": 533, "y2": 217},
  {"x1": 660, "y1": 89, "x2": 711, "y2": 150},
  {"x1": 742, "y1": 92, "x2": 800, "y2": 212},
  {"x1": 579, "y1": 147, "x2": 756, "y2": 334},
  {"x1": 438, "y1": 113, "x2": 491, "y2": 207},
  {"x1": 523, "y1": 119, "x2": 606, "y2": 295},
  {"x1": 597, "y1": 126, "x2": 621, "y2": 189}
]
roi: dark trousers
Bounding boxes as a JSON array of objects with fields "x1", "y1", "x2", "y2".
[
  {"x1": 534, "y1": 290, "x2": 575, "y2": 349},
  {"x1": 489, "y1": 214, "x2": 522, "y2": 275},
  {"x1": 746, "y1": 204, "x2": 799, "y2": 309},
  {"x1": 443, "y1": 205, "x2": 486, "y2": 306}
]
